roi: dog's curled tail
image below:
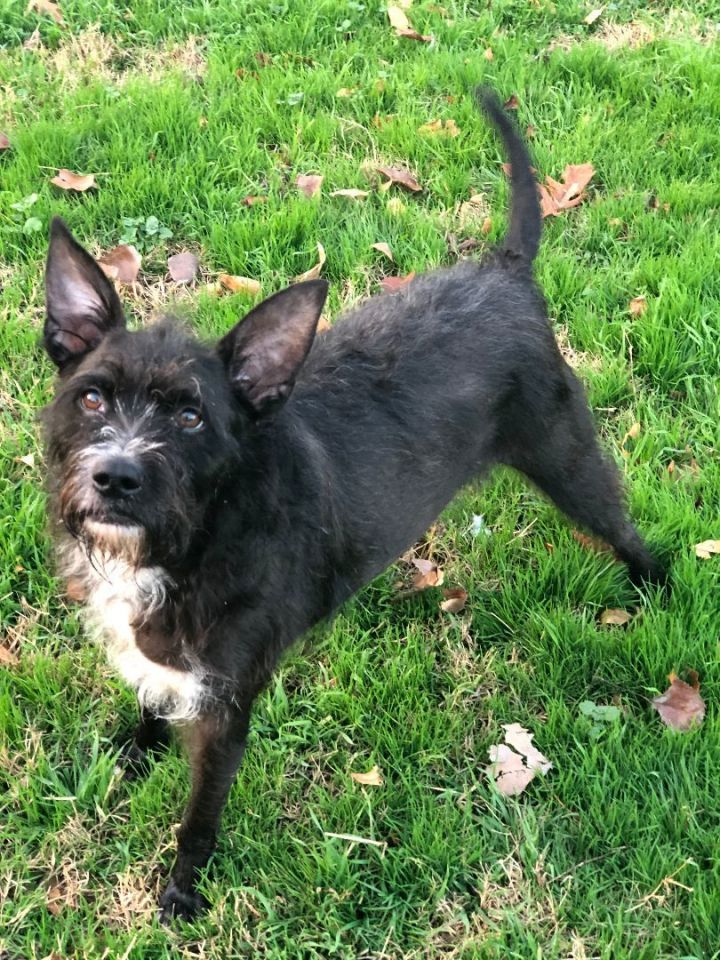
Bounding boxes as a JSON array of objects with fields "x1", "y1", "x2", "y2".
[{"x1": 476, "y1": 86, "x2": 541, "y2": 266}]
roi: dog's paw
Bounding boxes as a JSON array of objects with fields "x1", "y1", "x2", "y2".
[
  {"x1": 158, "y1": 881, "x2": 209, "y2": 924},
  {"x1": 117, "y1": 742, "x2": 152, "y2": 781}
]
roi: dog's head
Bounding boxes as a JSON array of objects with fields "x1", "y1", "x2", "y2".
[{"x1": 42, "y1": 217, "x2": 327, "y2": 567}]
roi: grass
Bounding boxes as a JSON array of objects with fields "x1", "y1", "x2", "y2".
[{"x1": 1, "y1": 0, "x2": 719, "y2": 956}]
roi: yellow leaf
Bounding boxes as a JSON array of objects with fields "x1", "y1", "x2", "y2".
[
  {"x1": 695, "y1": 540, "x2": 720, "y2": 560},
  {"x1": 218, "y1": 274, "x2": 262, "y2": 296},
  {"x1": 350, "y1": 765, "x2": 384, "y2": 786},
  {"x1": 599, "y1": 608, "x2": 632, "y2": 626},
  {"x1": 371, "y1": 242, "x2": 394, "y2": 261},
  {"x1": 294, "y1": 242, "x2": 326, "y2": 283}
]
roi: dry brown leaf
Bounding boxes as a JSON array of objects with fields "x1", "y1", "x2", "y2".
[
  {"x1": 0, "y1": 643, "x2": 19, "y2": 667},
  {"x1": 168, "y1": 252, "x2": 199, "y2": 284},
  {"x1": 481, "y1": 216, "x2": 492, "y2": 235},
  {"x1": 440, "y1": 587, "x2": 468, "y2": 614},
  {"x1": 330, "y1": 188, "x2": 370, "y2": 199},
  {"x1": 483, "y1": 47, "x2": 494, "y2": 60},
  {"x1": 371, "y1": 242, "x2": 394, "y2": 261},
  {"x1": 418, "y1": 118, "x2": 460, "y2": 137},
  {"x1": 411, "y1": 557, "x2": 444, "y2": 590},
  {"x1": 0, "y1": 132, "x2": 10, "y2": 150},
  {"x1": 16, "y1": 452, "x2": 35, "y2": 468},
  {"x1": 629, "y1": 295, "x2": 647, "y2": 317},
  {"x1": 294, "y1": 242, "x2": 326, "y2": 283},
  {"x1": 511, "y1": 163, "x2": 595, "y2": 218},
  {"x1": 600, "y1": 608, "x2": 632, "y2": 626},
  {"x1": 241, "y1": 195, "x2": 267, "y2": 206},
  {"x1": 584, "y1": 7, "x2": 604, "y2": 25},
  {"x1": 46, "y1": 884, "x2": 65, "y2": 916},
  {"x1": 296, "y1": 174, "x2": 324, "y2": 198},
  {"x1": 377, "y1": 164, "x2": 422, "y2": 192},
  {"x1": 503, "y1": 94, "x2": 520, "y2": 110},
  {"x1": 218, "y1": 274, "x2": 262, "y2": 297},
  {"x1": 381, "y1": 272, "x2": 415, "y2": 294},
  {"x1": 652, "y1": 673, "x2": 705, "y2": 732},
  {"x1": 572, "y1": 530, "x2": 613, "y2": 554},
  {"x1": 458, "y1": 193, "x2": 490, "y2": 229},
  {"x1": 98, "y1": 245, "x2": 141, "y2": 284},
  {"x1": 27, "y1": 0, "x2": 63, "y2": 24},
  {"x1": 350, "y1": 765, "x2": 384, "y2": 786},
  {"x1": 336, "y1": 87, "x2": 356, "y2": 98},
  {"x1": 50, "y1": 168, "x2": 96, "y2": 192},
  {"x1": 397, "y1": 27, "x2": 432, "y2": 42},
  {"x1": 695, "y1": 540, "x2": 720, "y2": 560},
  {"x1": 487, "y1": 723, "x2": 552, "y2": 797}
]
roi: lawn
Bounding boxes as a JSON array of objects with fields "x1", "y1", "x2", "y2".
[{"x1": 1, "y1": 0, "x2": 719, "y2": 957}]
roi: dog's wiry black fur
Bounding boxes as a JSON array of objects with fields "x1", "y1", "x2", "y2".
[{"x1": 41, "y1": 89, "x2": 665, "y2": 921}]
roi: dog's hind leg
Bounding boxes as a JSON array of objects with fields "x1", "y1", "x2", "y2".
[
  {"x1": 120, "y1": 707, "x2": 170, "y2": 780},
  {"x1": 502, "y1": 374, "x2": 666, "y2": 587}
]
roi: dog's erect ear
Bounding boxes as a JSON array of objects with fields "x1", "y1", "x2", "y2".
[
  {"x1": 218, "y1": 279, "x2": 328, "y2": 415},
  {"x1": 44, "y1": 217, "x2": 126, "y2": 370}
]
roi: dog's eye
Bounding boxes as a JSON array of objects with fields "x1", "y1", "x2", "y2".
[
  {"x1": 176, "y1": 408, "x2": 203, "y2": 431},
  {"x1": 80, "y1": 388, "x2": 104, "y2": 412}
]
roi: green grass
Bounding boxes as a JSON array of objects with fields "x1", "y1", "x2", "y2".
[{"x1": 1, "y1": 1, "x2": 720, "y2": 956}]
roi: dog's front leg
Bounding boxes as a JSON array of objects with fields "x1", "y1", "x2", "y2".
[{"x1": 159, "y1": 704, "x2": 250, "y2": 923}]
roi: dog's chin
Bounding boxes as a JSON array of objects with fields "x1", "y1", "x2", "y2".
[{"x1": 83, "y1": 518, "x2": 146, "y2": 560}]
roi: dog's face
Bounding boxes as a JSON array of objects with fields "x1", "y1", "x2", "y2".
[{"x1": 42, "y1": 218, "x2": 327, "y2": 567}]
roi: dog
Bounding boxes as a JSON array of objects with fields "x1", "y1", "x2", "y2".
[{"x1": 40, "y1": 88, "x2": 665, "y2": 921}]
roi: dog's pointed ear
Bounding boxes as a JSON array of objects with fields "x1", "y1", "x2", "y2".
[
  {"x1": 44, "y1": 217, "x2": 126, "y2": 370},
  {"x1": 218, "y1": 279, "x2": 328, "y2": 415}
]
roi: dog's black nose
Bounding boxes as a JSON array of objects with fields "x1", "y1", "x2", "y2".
[{"x1": 92, "y1": 458, "x2": 143, "y2": 498}]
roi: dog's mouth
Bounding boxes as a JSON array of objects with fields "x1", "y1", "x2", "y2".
[{"x1": 80, "y1": 515, "x2": 146, "y2": 557}]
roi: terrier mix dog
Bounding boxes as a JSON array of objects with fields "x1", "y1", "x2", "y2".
[{"x1": 41, "y1": 89, "x2": 664, "y2": 920}]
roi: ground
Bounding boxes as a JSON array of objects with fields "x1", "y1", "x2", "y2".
[{"x1": 1, "y1": 1, "x2": 719, "y2": 957}]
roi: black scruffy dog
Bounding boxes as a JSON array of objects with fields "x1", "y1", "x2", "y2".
[{"x1": 41, "y1": 89, "x2": 665, "y2": 921}]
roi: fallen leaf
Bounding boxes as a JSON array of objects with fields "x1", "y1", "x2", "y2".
[
  {"x1": 599, "y1": 608, "x2": 632, "y2": 626},
  {"x1": 330, "y1": 188, "x2": 370, "y2": 199},
  {"x1": 350, "y1": 765, "x2": 384, "y2": 786},
  {"x1": 336, "y1": 87, "x2": 356, "y2": 98},
  {"x1": 98, "y1": 245, "x2": 141, "y2": 284},
  {"x1": 16, "y1": 452, "x2": 35, "y2": 467},
  {"x1": 652, "y1": 673, "x2": 705, "y2": 732},
  {"x1": 507, "y1": 163, "x2": 595, "y2": 218},
  {"x1": 481, "y1": 216, "x2": 492, "y2": 235},
  {"x1": 50, "y1": 168, "x2": 96, "y2": 192},
  {"x1": 371, "y1": 242, "x2": 394, "y2": 261},
  {"x1": 411, "y1": 557, "x2": 443, "y2": 590},
  {"x1": 0, "y1": 643, "x2": 19, "y2": 667},
  {"x1": 377, "y1": 164, "x2": 422, "y2": 192},
  {"x1": 168, "y1": 252, "x2": 199, "y2": 284},
  {"x1": 218, "y1": 274, "x2": 262, "y2": 296},
  {"x1": 503, "y1": 94, "x2": 520, "y2": 110},
  {"x1": 387, "y1": 5, "x2": 411, "y2": 30},
  {"x1": 458, "y1": 193, "x2": 490, "y2": 228},
  {"x1": 418, "y1": 118, "x2": 460, "y2": 137},
  {"x1": 584, "y1": 6, "x2": 604, "y2": 25},
  {"x1": 483, "y1": 47, "x2": 494, "y2": 61},
  {"x1": 440, "y1": 587, "x2": 468, "y2": 613},
  {"x1": 294, "y1": 242, "x2": 326, "y2": 283},
  {"x1": 397, "y1": 27, "x2": 433, "y2": 42},
  {"x1": 487, "y1": 724, "x2": 552, "y2": 797},
  {"x1": 241, "y1": 195, "x2": 267, "y2": 206},
  {"x1": 572, "y1": 530, "x2": 613, "y2": 554},
  {"x1": 620, "y1": 421, "x2": 641, "y2": 456},
  {"x1": 296, "y1": 174, "x2": 324, "y2": 198},
  {"x1": 381, "y1": 272, "x2": 415, "y2": 294},
  {"x1": 0, "y1": 132, "x2": 10, "y2": 150},
  {"x1": 695, "y1": 540, "x2": 720, "y2": 560},
  {"x1": 46, "y1": 884, "x2": 64, "y2": 916},
  {"x1": 26, "y1": 0, "x2": 63, "y2": 24},
  {"x1": 629, "y1": 295, "x2": 647, "y2": 317}
]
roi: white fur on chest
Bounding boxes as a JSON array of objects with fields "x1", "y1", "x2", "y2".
[{"x1": 61, "y1": 541, "x2": 208, "y2": 722}]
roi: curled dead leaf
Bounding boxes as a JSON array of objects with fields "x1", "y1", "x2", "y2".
[
  {"x1": 294, "y1": 242, "x2": 326, "y2": 283},
  {"x1": 380, "y1": 273, "x2": 415, "y2": 294},
  {"x1": 27, "y1": 0, "x2": 63, "y2": 24},
  {"x1": 599, "y1": 608, "x2": 632, "y2": 627},
  {"x1": 695, "y1": 540, "x2": 720, "y2": 560},
  {"x1": 167, "y1": 252, "x2": 199, "y2": 284},
  {"x1": 350, "y1": 765, "x2": 384, "y2": 786},
  {"x1": 397, "y1": 28, "x2": 432, "y2": 41},
  {"x1": 411, "y1": 557, "x2": 443, "y2": 590},
  {"x1": 440, "y1": 587, "x2": 468, "y2": 614},
  {"x1": 330, "y1": 188, "x2": 369, "y2": 199},
  {"x1": 371, "y1": 242, "x2": 394, "y2": 261},
  {"x1": 0, "y1": 643, "x2": 19, "y2": 667},
  {"x1": 487, "y1": 724, "x2": 552, "y2": 797},
  {"x1": 652, "y1": 673, "x2": 705, "y2": 732},
  {"x1": 377, "y1": 164, "x2": 422, "y2": 192},
  {"x1": 510, "y1": 163, "x2": 594, "y2": 218},
  {"x1": 241, "y1": 195, "x2": 267, "y2": 206},
  {"x1": 16, "y1": 452, "x2": 35, "y2": 468},
  {"x1": 218, "y1": 274, "x2": 262, "y2": 297},
  {"x1": 0, "y1": 132, "x2": 10, "y2": 150},
  {"x1": 296, "y1": 174, "x2": 323, "y2": 198},
  {"x1": 629, "y1": 295, "x2": 647, "y2": 317},
  {"x1": 50, "y1": 168, "x2": 96, "y2": 192},
  {"x1": 98, "y1": 245, "x2": 141, "y2": 284}
]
